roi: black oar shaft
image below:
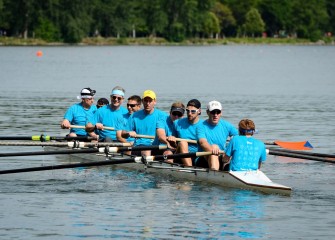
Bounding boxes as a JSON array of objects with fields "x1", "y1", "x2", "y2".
[
  {"x1": 0, "y1": 158, "x2": 135, "y2": 175},
  {"x1": 0, "y1": 148, "x2": 99, "y2": 157},
  {"x1": 269, "y1": 149, "x2": 335, "y2": 163},
  {"x1": 0, "y1": 136, "x2": 95, "y2": 141},
  {"x1": 269, "y1": 148, "x2": 335, "y2": 159},
  {"x1": 0, "y1": 145, "x2": 166, "y2": 158}
]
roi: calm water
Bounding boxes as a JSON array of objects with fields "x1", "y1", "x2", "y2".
[{"x1": 0, "y1": 46, "x2": 334, "y2": 239}]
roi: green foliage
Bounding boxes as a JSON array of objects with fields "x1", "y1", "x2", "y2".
[
  {"x1": 0, "y1": 0, "x2": 334, "y2": 43},
  {"x1": 168, "y1": 22, "x2": 185, "y2": 42},
  {"x1": 242, "y1": 7, "x2": 265, "y2": 37},
  {"x1": 34, "y1": 18, "x2": 60, "y2": 42}
]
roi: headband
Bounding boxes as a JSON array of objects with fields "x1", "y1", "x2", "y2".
[{"x1": 111, "y1": 89, "x2": 125, "y2": 97}]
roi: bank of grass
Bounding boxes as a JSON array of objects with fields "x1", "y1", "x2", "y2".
[{"x1": 0, "y1": 36, "x2": 334, "y2": 46}]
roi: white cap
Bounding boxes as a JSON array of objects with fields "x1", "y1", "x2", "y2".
[
  {"x1": 207, "y1": 101, "x2": 222, "y2": 111},
  {"x1": 77, "y1": 87, "x2": 96, "y2": 99}
]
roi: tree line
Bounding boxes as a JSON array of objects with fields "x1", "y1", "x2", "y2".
[{"x1": 0, "y1": 0, "x2": 334, "y2": 43}]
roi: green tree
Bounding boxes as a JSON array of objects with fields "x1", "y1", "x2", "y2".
[
  {"x1": 326, "y1": 0, "x2": 335, "y2": 34},
  {"x1": 212, "y1": 2, "x2": 236, "y2": 37},
  {"x1": 58, "y1": 0, "x2": 94, "y2": 43},
  {"x1": 291, "y1": 0, "x2": 329, "y2": 41},
  {"x1": 34, "y1": 17, "x2": 60, "y2": 42},
  {"x1": 242, "y1": 7, "x2": 265, "y2": 37},
  {"x1": 142, "y1": 0, "x2": 168, "y2": 37},
  {"x1": 258, "y1": 0, "x2": 294, "y2": 37}
]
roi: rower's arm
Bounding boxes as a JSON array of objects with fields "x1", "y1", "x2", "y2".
[
  {"x1": 116, "y1": 130, "x2": 127, "y2": 143},
  {"x1": 199, "y1": 138, "x2": 212, "y2": 152}
]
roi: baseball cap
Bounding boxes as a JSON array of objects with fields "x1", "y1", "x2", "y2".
[
  {"x1": 77, "y1": 87, "x2": 96, "y2": 99},
  {"x1": 97, "y1": 98, "x2": 109, "y2": 106},
  {"x1": 207, "y1": 101, "x2": 222, "y2": 111},
  {"x1": 142, "y1": 90, "x2": 156, "y2": 100},
  {"x1": 187, "y1": 99, "x2": 201, "y2": 109},
  {"x1": 171, "y1": 107, "x2": 185, "y2": 115}
]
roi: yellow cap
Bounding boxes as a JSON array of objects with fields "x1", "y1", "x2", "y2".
[{"x1": 142, "y1": 90, "x2": 156, "y2": 100}]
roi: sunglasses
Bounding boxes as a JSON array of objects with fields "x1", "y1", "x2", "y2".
[
  {"x1": 210, "y1": 110, "x2": 221, "y2": 115},
  {"x1": 127, "y1": 104, "x2": 138, "y2": 108},
  {"x1": 112, "y1": 96, "x2": 123, "y2": 101},
  {"x1": 186, "y1": 109, "x2": 198, "y2": 114},
  {"x1": 171, "y1": 111, "x2": 183, "y2": 117}
]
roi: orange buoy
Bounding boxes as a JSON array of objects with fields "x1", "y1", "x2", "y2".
[{"x1": 36, "y1": 50, "x2": 43, "y2": 57}]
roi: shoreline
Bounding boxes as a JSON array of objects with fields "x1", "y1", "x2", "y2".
[{"x1": 0, "y1": 36, "x2": 334, "y2": 46}]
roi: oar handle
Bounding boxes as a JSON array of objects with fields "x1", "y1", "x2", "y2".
[
  {"x1": 136, "y1": 134, "x2": 197, "y2": 144},
  {"x1": 70, "y1": 125, "x2": 196, "y2": 143},
  {"x1": 70, "y1": 125, "x2": 115, "y2": 131}
]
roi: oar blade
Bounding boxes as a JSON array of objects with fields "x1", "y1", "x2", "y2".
[{"x1": 274, "y1": 140, "x2": 313, "y2": 150}]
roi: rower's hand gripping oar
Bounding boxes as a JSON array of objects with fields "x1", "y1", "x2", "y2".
[
  {"x1": 71, "y1": 125, "x2": 311, "y2": 150},
  {"x1": 70, "y1": 125, "x2": 197, "y2": 144}
]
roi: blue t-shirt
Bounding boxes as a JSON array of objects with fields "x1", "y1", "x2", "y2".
[
  {"x1": 115, "y1": 112, "x2": 135, "y2": 143},
  {"x1": 197, "y1": 119, "x2": 238, "y2": 151},
  {"x1": 173, "y1": 118, "x2": 203, "y2": 152},
  {"x1": 153, "y1": 115, "x2": 177, "y2": 145},
  {"x1": 225, "y1": 136, "x2": 267, "y2": 171},
  {"x1": 129, "y1": 108, "x2": 167, "y2": 146},
  {"x1": 88, "y1": 105, "x2": 128, "y2": 141},
  {"x1": 64, "y1": 103, "x2": 97, "y2": 136}
]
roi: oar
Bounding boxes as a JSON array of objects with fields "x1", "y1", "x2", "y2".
[
  {"x1": 142, "y1": 151, "x2": 213, "y2": 162},
  {"x1": 0, "y1": 145, "x2": 167, "y2": 158},
  {"x1": 265, "y1": 140, "x2": 313, "y2": 150},
  {"x1": 0, "y1": 141, "x2": 131, "y2": 147},
  {"x1": 268, "y1": 148, "x2": 335, "y2": 159},
  {"x1": 70, "y1": 125, "x2": 197, "y2": 144},
  {"x1": 0, "y1": 135, "x2": 96, "y2": 141},
  {"x1": 70, "y1": 125, "x2": 115, "y2": 131},
  {"x1": 267, "y1": 149, "x2": 335, "y2": 163},
  {"x1": 0, "y1": 151, "x2": 212, "y2": 175},
  {"x1": 0, "y1": 158, "x2": 137, "y2": 175},
  {"x1": 135, "y1": 134, "x2": 197, "y2": 144}
]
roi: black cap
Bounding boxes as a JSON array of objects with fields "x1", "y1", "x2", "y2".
[
  {"x1": 97, "y1": 98, "x2": 109, "y2": 105},
  {"x1": 171, "y1": 107, "x2": 185, "y2": 115},
  {"x1": 187, "y1": 99, "x2": 201, "y2": 109}
]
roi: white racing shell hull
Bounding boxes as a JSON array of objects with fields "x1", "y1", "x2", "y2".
[{"x1": 58, "y1": 150, "x2": 292, "y2": 196}]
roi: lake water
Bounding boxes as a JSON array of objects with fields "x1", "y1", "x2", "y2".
[{"x1": 0, "y1": 45, "x2": 334, "y2": 239}]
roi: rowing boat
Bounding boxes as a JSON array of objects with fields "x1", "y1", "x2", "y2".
[{"x1": 45, "y1": 146, "x2": 292, "y2": 196}]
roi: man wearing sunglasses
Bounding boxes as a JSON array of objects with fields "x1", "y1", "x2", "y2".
[
  {"x1": 61, "y1": 87, "x2": 97, "y2": 138},
  {"x1": 172, "y1": 99, "x2": 203, "y2": 166},
  {"x1": 152, "y1": 102, "x2": 185, "y2": 157},
  {"x1": 116, "y1": 95, "x2": 142, "y2": 144},
  {"x1": 86, "y1": 86, "x2": 128, "y2": 142},
  {"x1": 96, "y1": 98, "x2": 109, "y2": 108},
  {"x1": 196, "y1": 100, "x2": 238, "y2": 170},
  {"x1": 123, "y1": 90, "x2": 167, "y2": 156}
]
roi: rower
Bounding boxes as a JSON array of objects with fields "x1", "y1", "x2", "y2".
[
  {"x1": 122, "y1": 90, "x2": 167, "y2": 156},
  {"x1": 222, "y1": 119, "x2": 267, "y2": 171},
  {"x1": 61, "y1": 87, "x2": 97, "y2": 138},
  {"x1": 115, "y1": 95, "x2": 142, "y2": 144},
  {"x1": 172, "y1": 99, "x2": 203, "y2": 166},
  {"x1": 196, "y1": 100, "x2": 238, "y2": 170},
  {"x1": 86, "y1": 86, "x2": 128, "y2": 142},
  {"x1": 152, "y1": 101, "x2": 185, "y2": 160}
]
